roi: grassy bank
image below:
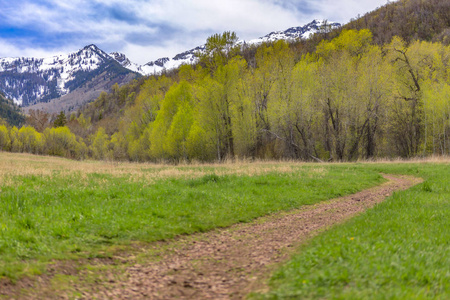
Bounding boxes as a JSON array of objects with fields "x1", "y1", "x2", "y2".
[{"x1": 256, "y1": 162, "x2": 450, "y2": 299}]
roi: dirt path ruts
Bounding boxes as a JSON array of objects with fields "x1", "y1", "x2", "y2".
[{"x1": 2, "y1": 174, "x2": 422, "y2": 299}]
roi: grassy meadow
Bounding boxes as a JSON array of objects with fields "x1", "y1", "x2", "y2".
[
  {"x1": 0, "y1": 152, "x2": 383, "y2": 280},
  {"x1": 255, "y1": 162, "x2": 450, "y2": 299},
  {"x1": 0, "y1": 152, "x2": 449, "y2": 299}
]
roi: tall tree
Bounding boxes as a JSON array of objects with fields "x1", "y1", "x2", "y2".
[
  {"x1": 150, "y1": 81, "x2": 194, "y2": 160},
  {"x1": 0, "y1": 125, "x2": 11, "y2": 151},
  {"x1": 54, "y1": 111, "x2": 67, "y2": 128},
  {"x1": 199, "y1": 31, "x2": 239, "y2": 72},
  {"x1": 387, "y1": 37, "x2": 425, "y2": 157},
  {"x1": 26, "y1": 109, "x2": 51, "y2": 132}
]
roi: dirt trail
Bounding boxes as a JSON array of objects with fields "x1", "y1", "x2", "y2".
[{"x1": 2, "y1": 174, "x2": 421, "y2": 299}]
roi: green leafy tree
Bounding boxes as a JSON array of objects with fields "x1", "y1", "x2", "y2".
[
  {"x1": 227, "y1": 58, "x2": 256, "y2": 158},
  {"x1": 77, "y1": 113, "x2": 91, "y2": 130},
  {"x1": 199, "y1": 31, "x2": 239, "y2": 72},
  {"x1": 43, "y1": 127, "x2": 80, "y2": 158},
  {"x1": 90, "y1": 127, "x2": 111, "y2": 160},
  {"x1": 193, "y1": 76, "x2": 225, "y2": 160},
  {"x1": 164, "y1": 101, "x2": 194, "y2": 160},
  {"x1": 186, "y1": 121, "x2": 216, "y2": 161},
  {"x1": 249, "y1": 43, "x2": 279, "y2": 156},
  {"x1": 150, "y1": 81, "x2": 193, "y2": 160},
  {"x1": 353, "y1": 45, "x2": 391, "y2": 158},
  {"x1": 18, "y1": 126, "x2": 42, "y2": 154},
  {"x1": 265, "y1": 41, "x2": 298, "y2": 158},
  {"x1": 9, "y1": 126, "x2": 21, "y2": 152},
  {"x1": 110, "y1": 131, "x2": 128, "y2": 160},
  {"x1": 386, "y1": 37, "x2": 425, "y2": 157},
  {"x1": 0, "y1": 124, "x2": 11, "y2": 151},
  {"x1": 127, "y1": 126, "x2": 151, "y2": 162}
]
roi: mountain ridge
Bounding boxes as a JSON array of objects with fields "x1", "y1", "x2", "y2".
[
  {"x1": 0, "y1": 44, "x2": 139, "y2": 107},
  {"x1": 0, "y1": 19, "x2": 340, "y2": 110},
  {"x1": 114, "y1": 19, "x2": 341, "y2": 75}
]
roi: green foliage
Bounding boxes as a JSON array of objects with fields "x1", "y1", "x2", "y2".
[
  {"x1": 0, "y1": 124, "x2": 11, "y2": 150},
  {"x1": 200, "y1": 31, "x2": 240, "y2": 71},
  {"x1": 43, "y1": 127, "x2": 83, "y2": 159},
  {"x1": 17, "y1": 126, "x2": 42, "y2": 154},
  {"x1": 164, "y1": 100, "x2": 194, "y2": 159},
  {"x1": 109, "y1": 131, "x2": 127, "y2": 160},
  {"x1": 77, "y1": 113, "x2": 91, "y2": 130},
  {"x1": 185, "y1": 120, "x2": 216, "y2": 161},
  {"x1": 9, "y1": 126, "x2": 20, "y2": 152},
  {"x1": 90, "y1": 127, "x2": 110, "y2": 160},
  {"x1": 150, "y1": 81, "x2": 194, "y2": 160}
]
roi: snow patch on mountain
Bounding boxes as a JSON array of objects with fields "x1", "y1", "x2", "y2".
[
  {"x1": 0, "y1": 45, "x2": 113, "y2": 105},
  {"x1": 248, "y1": 19, "x2": 339, "y2": 43},
  {"x1": 0, "y1": 19, "x2": 340, "y2": 106}
]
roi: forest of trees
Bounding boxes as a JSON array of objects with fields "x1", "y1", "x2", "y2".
[
  {"x1": 1, "y1": 28, "x2": 449, "y2": 162},
  {"x1": 344, "y1": 0, "x2": 450, "y2": 46},
  {"x1": 1, "y1": 0, "x2": 449, "y2": 162}
]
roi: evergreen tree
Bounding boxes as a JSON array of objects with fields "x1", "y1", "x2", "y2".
[{"x1": 54, "y1": 111, "x2": 67, "y2": 128}]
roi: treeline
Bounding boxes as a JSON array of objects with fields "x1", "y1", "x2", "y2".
[
  {"x1": 7, "y1": 28, "x2": 449, "y2": 162},
  {"x1": 87, "y1": 30, "x2": 449, "y2": 161},
  {"x1": 0, "y1": 124, "x2": 87, "y2": 159}
]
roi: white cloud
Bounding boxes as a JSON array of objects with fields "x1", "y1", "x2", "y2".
[
  {"x1": 0, "y1": 0, "x2": 394, "y2": 65},
  {"x1": 0, "y1": 39, "x2": 67, "y2": 59},
  {"x1": 135, "y1": 0, "x2": 301, "y2": 34},
  {"x1": 301, "y1": 0, "x2": 390, "y2": 23},
  {"x1": 120, "y1": 43, "x2": 186, "y2": 66}
]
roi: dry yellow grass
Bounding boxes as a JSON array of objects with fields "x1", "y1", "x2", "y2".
[
  {"x1": 1, "y1": 152, "x2": 447, "y2": 187},
  {"x1": 0, "y1": 152, "x2": 314, "y2": 186},
  {"x1": 356, "y1": 155, "x2": 450, "y2": 164}
]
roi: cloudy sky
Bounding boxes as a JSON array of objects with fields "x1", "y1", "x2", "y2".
[{"x1": 0, "y1": 0, "x2": 390, "y2": 65}]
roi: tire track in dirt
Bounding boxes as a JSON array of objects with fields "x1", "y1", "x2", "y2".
[{"x1": 2, "y1": 174, "x2": 422, "y2": 299}]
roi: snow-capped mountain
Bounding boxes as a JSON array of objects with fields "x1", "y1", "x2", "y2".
[
  {"x1": 0, "y1": 45, "x2": 138, "y2": 106},
  {"x1": 0, "y1": 19, "x2": 339, "y2": 110},
  {"x1": 135, "y1": 19, "x2": 340, "y2": 75},
  {"x1": 247, "y1": 19, "x2": 340, "y2": 43}
]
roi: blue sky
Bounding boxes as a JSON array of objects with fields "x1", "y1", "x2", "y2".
[{"x1": 0, "y1": 0, "x2": 390, "y2": 64}]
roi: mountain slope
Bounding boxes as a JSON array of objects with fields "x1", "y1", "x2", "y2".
[
  {"x1": 0, "y1": 92, "x2": 24, "y2": 126},
  {"x1": 0, "y1": 45, "x2": 139, "y2": 107}
]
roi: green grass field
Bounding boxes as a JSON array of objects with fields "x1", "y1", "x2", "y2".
[
  {"x1": 0, "y1": 153, "x2": 383, "y2": 280},
  {"x1": 255, "y1": 163, "x2": 450, "y2": 299},
  {"x1": 0, "y1": 153, "x2": 449, "y2": 299}
]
